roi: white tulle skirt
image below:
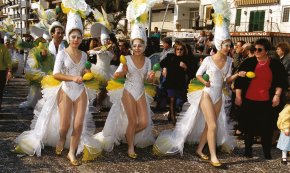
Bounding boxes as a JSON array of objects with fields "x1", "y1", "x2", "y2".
[
  {"x1": 93, "y1": 88, "x2": 155, "y2": 152},
  {"x1": 153, "y1": 90, "x2": 235, "y2": 155},
  {"x1": 15, "y1": 84, "x2": 102, "y2": 157},
  {"x1": 19, "y1": 85, "x2": 42, "y2": 109},
  {"x1": 91, "y1": 64, "x2": 116, "y2": 82}
]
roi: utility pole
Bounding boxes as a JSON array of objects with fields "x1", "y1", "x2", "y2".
[
  {"x1": 20, "y1": 0, "x2": 22, "y2": 40},
  {"x1": 160, "y1": 2, "x2": 170, "y2": 35},
  {"x1": 148, "y1": 8, "x2": 152, "y2": 36}
]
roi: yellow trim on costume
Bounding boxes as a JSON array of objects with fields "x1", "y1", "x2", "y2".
[
  {"x1": 188, "y1": 84, "x2": 204, "y2": 93},
  {"x1": 82, "y1": 145, "x2": 102, "y2": 162},
  {"x1": 41, "y1": 75, "x2": 61, "y2": 88},
  {"x1": 106, "y1": 79, "x2": 124, "y2": 91},
  {"x1": 144, "y1": 84, "x2": 157, "y2": 97}
]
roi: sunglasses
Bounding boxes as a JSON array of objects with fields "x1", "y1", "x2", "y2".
[
  {"x1": 254, "y1": 47, "x2": 265, "y2": 52},
  {"x1": 176, "y1": 48, "x2": 184, "y2": 51},
  {"x1": 69, "y1": 34, "x2": 82, "y2": 40}
]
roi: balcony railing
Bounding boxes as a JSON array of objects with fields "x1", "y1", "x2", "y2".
[
  {"x1": 176, "y1": 0, "x2": 200, "y2": 1},
  {"x1": 235, "y1": 0, "x2": 279, "y2": 6},
  {"x1": 230, "y1": 22, "x2": 280, "y2": 32}
]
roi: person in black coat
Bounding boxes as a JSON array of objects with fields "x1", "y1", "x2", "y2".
[
  {"x1": 235, "y1": 38, "x2": 288, "y2": 159},
  {"x1": 160, "y1": 41, "x2": 190, "y2": 125}
]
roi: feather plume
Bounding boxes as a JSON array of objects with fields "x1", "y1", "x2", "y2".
[
  {"x1": 61, "y1": 0, "x2": 92, "y2": 18},
  {"x1": 210, "y1": 0, "x2": 231, "y2": 51},
  {"x1": 92, "y1": 7, "x2": 112, "y2": 31},
  {"x1": 126, "y1": 0, "x2": 163, "y2": 26}
]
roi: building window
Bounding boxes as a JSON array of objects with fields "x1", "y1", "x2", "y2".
[
  {"x1": 282, "y1": 7, "x2": 290, "y2": 22},
  {"x1": 235, "y1": 9, "x2": 242, "y2": 26},
  {"x1": 249, "y1": 10, "x2": 265, "y2": 32},
  {"x1": 204, "y1": 5, "x2": 213, "y2": 20}
]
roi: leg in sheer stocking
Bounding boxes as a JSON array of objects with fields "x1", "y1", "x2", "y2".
[
  {"x1": 57, "y1": 89, "x2": 73, "y2": 153},
  {"x1": 122, "y1": 90, "x2": 137, "y2": 155},
  {"x1": 135, "y1": 94, "x2": 149, "y2": 133},
  {"x1": 68, "y1": 90, "x2": 87, "y2": 163},
  {"x1": 199, "y1": 92, "x2": 221, "y2": 163}
]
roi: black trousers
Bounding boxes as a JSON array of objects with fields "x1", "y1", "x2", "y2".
[
  {"x1": 0, "y1": 70, "x2": 7, "y2": 109},
  {"x1": 240, "y1": 99, "x2": 275, "y2": 156}
]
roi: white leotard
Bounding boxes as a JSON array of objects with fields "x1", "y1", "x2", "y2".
[
  {"x1": 196, "y1": 56, "x2": 232, "y2": 103},
  {"x1": 53, "y1": 50, "x2": 87, "y2": 101},
  {"x1": 116, "y1": 55, "x2": 151, "y2": 101}
]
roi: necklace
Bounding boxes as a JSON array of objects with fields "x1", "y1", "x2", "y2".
[{"x1": 258, "y1": 57, "x2": 268, "y2": 65}]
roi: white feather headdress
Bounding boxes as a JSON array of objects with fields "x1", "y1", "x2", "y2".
[
  {"x1": 61, "y1": 0, "x2": 92, "y2": 43},
  {"x1": 126, "y1": 0, "x2": 163, "y2": 46},
  {"x1": 211, "y1": 0, "x2": 231, "y2": 51},
  {"x1": 91, "y1": 7, "x2": 112, "y2": 41}
]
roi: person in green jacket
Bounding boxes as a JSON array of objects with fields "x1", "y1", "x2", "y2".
[{"x1": 0, "y1": 40, "x2": 12, "y2": 110}]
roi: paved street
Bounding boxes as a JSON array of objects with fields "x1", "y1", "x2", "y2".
[{"x1": 0, "y1": 78, "x2": 289, "y2": 173}]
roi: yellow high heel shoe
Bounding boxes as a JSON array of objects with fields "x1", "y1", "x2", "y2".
[
  {"x1": 210, "y1": 161, "x2": 227, "y2": 169},
  {"x1": 67, "y1": 155, "x2": 80, "y2": 166},
  {"x1": 55, "y1": 145, "x2": 63, "y2": 156},
  {"x1": 210, "y1": 161, "x2": 222, "y2": 167},
  {"x1": 195, "y1": 152, "x2": 209, "y2": 160},
  {"x1": 128, "y1": 152, "x2": 138, "y2": 159}
]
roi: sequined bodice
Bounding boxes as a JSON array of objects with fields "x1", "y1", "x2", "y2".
[
  {"x1": 196, "y1": 56, "x2": 232, "y2": 103},
  {"x1": 124, "y1": 56, "x2": 151, "y2": 100},
  {"x1": 53, "y1": 50, "x2": 87, "y2": 101}
]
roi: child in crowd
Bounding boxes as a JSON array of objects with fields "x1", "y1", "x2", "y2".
[{"x1": 277, "y1": 104, "x2": 290, "y2": 164}]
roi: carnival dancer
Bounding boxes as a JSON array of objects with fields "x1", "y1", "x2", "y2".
[
  {"x1": 14, "y1": 0, "x2": 102, "y2": 166},
  {"x1": 277, "y1": 104, "x2": 290, "y2": 164},
  {"x1": 93, "y1": 0, "x2": 162, "y2": 158},
  {"x1": 153, "y1": 0, "x2": 245, "y2": 168},
  {"x1": 18, "y1": 9, "x2": 59, "y2": 108},
  {"x1": 89, "y1": 8, "x2": 116, "y2": 110},
  {"x1": 18, "y1": 42, "x2": 54, "y2": 109}
]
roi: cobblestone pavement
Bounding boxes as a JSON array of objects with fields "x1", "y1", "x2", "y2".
[{"x1": 0, "y1": 78, "x2": 289, "y2": 173}]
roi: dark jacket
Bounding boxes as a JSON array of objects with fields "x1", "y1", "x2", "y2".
[
  {"x1": 235, "y1": 57, "x2": 288, "y2": 99},
  {"x1": 280, "y1": 54, "x2": 290, "y2": 87},
  {"x1": 160, "y1": 53, "x2": 190, "y2": 90}
]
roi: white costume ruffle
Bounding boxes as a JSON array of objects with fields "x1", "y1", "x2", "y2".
[
  {"x1": 90, "y1": 50, "x2": 115, "y2": 81},
  {"x1": 15, "y1": 84, "x2": 101, "y2": 157},
  {"x1": 154, "y1": 56, "x2": 235, "y2": 155},
  {"x1": 15, "y1": 50, "x2": 102, "y2": 157},
  {"x1": 154, "y1": 90, "x2": 235, "y2": 155},
  {"x1": 93, "y1": 88, "x2": 155, "y2": 152}
]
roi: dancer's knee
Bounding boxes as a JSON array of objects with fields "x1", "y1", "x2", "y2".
[
  {"x1": 59, "y1": 126, "x2": 69, "y2": 138},
  {"x1": 138, "y1": 119, "x2": 148, "y2": 131},
  {"x1": 73, "y1": 122, "x2": 84, "y2": 135},
  {"x1": 207, "y1": 123, "x2": 217, "y2": 132}
]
